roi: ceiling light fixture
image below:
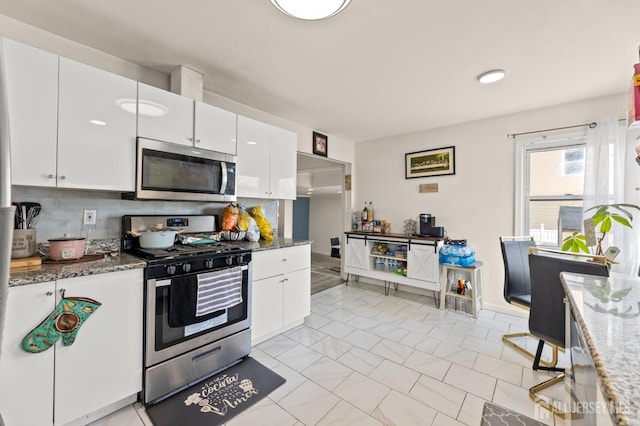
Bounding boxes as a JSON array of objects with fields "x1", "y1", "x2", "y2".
[
  {"x1": 477, "y1": 69, "x2": 506, "y2": 84},
  {"x1": 270, "y1": 0, "x2": 351, "y2": 20},
  {"x1": 116, "y1": 99, "x2": 168, "y2": 117}
]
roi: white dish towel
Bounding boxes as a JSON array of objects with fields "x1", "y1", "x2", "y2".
[{"x1": 195, "y1": 266, "x2": 243, "y2": 316}]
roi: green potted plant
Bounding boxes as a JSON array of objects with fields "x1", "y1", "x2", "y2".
[{"x1": 562, "y1": 203, "x2": 640, "y2": 255}]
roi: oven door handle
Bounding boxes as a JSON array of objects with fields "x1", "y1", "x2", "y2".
[
  {"x1": 192, "y1": 345, "x2": 221, "y2": 362},
  {"x1": 155, "y1": 264, "x2": 249, "y2": 287},
  {"x1": 220, "y1": 161, "x2": 228, "y2": 195}
]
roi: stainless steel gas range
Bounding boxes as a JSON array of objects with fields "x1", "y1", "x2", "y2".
[{"x1": 122, "y1": 215, "x2": 253, "y2": 405}]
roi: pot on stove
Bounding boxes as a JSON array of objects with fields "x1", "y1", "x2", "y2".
[{"x1": 128, "y1": 223, "x2": 181, "y2": 249}]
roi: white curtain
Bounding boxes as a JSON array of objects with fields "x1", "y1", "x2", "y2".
[{"x1": 583, "y1": 117, "x2": 640, "y2": 275}]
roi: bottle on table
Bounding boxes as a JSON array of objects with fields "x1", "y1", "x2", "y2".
[
  {"x1": 362, "y1": 202, "x2": 368, "y2": 221},
  {"x1": 367, "y1": 201, "x2": 374, "y2": 222}
]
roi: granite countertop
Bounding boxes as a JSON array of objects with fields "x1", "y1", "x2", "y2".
[
  {"x1": 9, "y1": 238, "x2": 311, "y2": 287},
  {"x1": 561, "y1": 272, "x2": 640, "y2": 425},
  {"x1": 234, "y1": 237, "x2": 311, "y2": 252},
  {"x1": 9, "y1": 252, "x2": 147, "y2": 287}
]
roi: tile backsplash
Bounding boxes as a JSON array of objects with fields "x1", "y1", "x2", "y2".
[{"x1": 12, "y1": 186, "x2": 278, "y2": 243}]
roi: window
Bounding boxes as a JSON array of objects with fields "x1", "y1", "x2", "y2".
[
  {"x1": 562, "y1": 148, "x2": 585, "y2": 176},
  {"x1": 515, "y1": 131, "x2": 587, "y2": 247}
]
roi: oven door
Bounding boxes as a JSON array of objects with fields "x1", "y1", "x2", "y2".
[
  {"x1": 145, "y1": 264, "x2": 251, "y2": 368},
  {"x1": 133, "y1": 137, "x2": 237, "y2": 202}
]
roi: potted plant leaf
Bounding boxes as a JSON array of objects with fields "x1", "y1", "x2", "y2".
[{"x1": 562, "y1": 203, "x2": 640, "y2": 256}]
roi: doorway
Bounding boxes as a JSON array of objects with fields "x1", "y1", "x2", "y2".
[{"x1": 296, "y1": 153, "x2": 349, "y2": 293}]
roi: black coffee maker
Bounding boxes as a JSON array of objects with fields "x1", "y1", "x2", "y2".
[{"x1": 419, "y1": 214, "x2": 445, "y2": 237}]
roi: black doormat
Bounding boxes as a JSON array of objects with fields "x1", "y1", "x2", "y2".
[{"x1": 146, "y1": 357, "x2": 286, "y2": 426}]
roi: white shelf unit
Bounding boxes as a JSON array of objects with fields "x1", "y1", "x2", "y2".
[
  {"x1": 439, "y1": 261, "x2": 483, "y2": 317},
  {"x1": 344, "y1": 233, "x2": 442, "y2": 296}
]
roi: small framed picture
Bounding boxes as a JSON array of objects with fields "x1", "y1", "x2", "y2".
[
  {"x1": 405, "y1": 146, "x2": 456, "y2": 179},
  {"x1": 313, "y1": 131, "x2": 328, "y2": 157}
]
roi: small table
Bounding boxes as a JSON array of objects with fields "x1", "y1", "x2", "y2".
[{"x1": 439, "y1": 261, "x2": 483, "y2": 317}]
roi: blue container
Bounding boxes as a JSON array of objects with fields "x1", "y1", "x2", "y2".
[{"x1": 439, "y1": 244, "x2": 476, "y2": 266}]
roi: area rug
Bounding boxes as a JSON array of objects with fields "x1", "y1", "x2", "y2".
[
  {"x1": 481, "y1": 402, "x2": 546, "y2": 426},
  {"x1": 146, "y1": 357, "x2": 286, "y2": 426}
]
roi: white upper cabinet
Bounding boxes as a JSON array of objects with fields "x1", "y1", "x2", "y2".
[
  {"x1": 195, "y1": 101, "x2": 237, "y2": 154},
  {"x1": 58, "y1": 58, "x2": 137, "y2": 191},
  {"x1": 269, "y1": 125, "x2": 297, "y2": 200},
  {"x1": 236, "y1": 115, "x2": 271, "y2": 198},
  {"x1": 236, "y1": 115, "x2": 297, "y2": 200},
  {"x1": 1, "y1": 38, "x2": 58, "y2": 187},
  {"x1": 138, "y1": 83, "x2": 238, "y2": 155},
  {"x1": 137, "y1": 82, "x2": 194, "y2": 146}
]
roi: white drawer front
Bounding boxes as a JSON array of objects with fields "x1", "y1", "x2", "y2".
[{"x1": 252, "y1": 245, "x2": 311, "y2": 280}]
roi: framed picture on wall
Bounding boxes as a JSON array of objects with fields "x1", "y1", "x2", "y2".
[
  {"x1": 313, "y1": 131, "x2": 328, "y2": 157},
  {"x1": 405, "y1": 146, "x2": 455, "y2": 178}
]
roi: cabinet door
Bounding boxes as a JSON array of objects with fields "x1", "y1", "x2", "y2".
[
  {"x1": 283, "y1": 268, "x2": 311, "y2": 325},
  {"x1": 137, "y1": 82, "x2": 194, "y2": 146},
  {"x1": 345, "y1": 238, "x2": 368, "y2": 270},
  {"x1": 236, "y1": 115, "x2": 271, "y2": 198},
  {"x1": 1, "y1": 38, "x2": 58, "y2": 187},
  {"x1": 407, "y1": 243, "x2": 439, "y2": 283},
  {"x1": 194, "y1": 101, "x2": 237, "y2": 154},
  {"x1": 0, "y1": 282, "x2": 55, "y2": 426},
  {"x1": 269, "y1": 126, "x2": 297, "y2": 200},
  {"x1": 252, "y1": 245, "x2": 311, "y2": 280},
  {"x1": 58, "y1": 58, "x2": 137, "y2": 190},
  {"x1": 251, "y1": 275, "x2": 284, "y2": 343},
  {"x1": 54, "y1": 269, "x2": 143, "y2": 425}
]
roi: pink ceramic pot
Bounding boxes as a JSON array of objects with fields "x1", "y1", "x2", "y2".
[{"x1": 48, "y1": 237, "x2": 86, "y2": 260}]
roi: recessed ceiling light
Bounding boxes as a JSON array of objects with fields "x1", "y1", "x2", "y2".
[
  {"x1": 477, "y1": 69, "x2": 506, "y2": 84},
  {"x1": 247, "y1": 141, "x2": 257, "y2": 145},
  {"x1": 89, "y1": 119, "x2": 107, "y2": 126},
  {"x1": 116, "y1": 98, "x2": 168, "y2": 116},
  {"x1": 270, "y1": 0, "x2": 351, "y2": 20},
  {"x1": 308, "y1": 188, "x2": 314, "y2": 191}
]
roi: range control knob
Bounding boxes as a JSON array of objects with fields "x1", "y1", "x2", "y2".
[
  {"x1": 225, "y1": 256, "x2": 234, "y2": 266},
  {"x1": 166, "y1": 265, "x2": 177, "y2": 275},
  {"x1": 205, "y1": 259, "x2": 214, "y2": 269},
  {"x1": 182, "y1": 263, "x2": 192, "y2": 273},
  {"x1": 238, "y1": 254, "x2": 244, "y2": 264}
]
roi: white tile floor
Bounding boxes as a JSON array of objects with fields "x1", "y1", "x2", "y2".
[{"x1": 91, "y1": 282, "x2": 567, "y2": 426}]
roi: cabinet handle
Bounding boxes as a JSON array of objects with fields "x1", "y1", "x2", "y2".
[
  {"x1": 46, "y1": 291, "x2": 53, "y2": 296},
  {"x1": 195, "y1": 139, "x2": 201, "y2": 143},
  {"x1": 283, "y1": 278, "x2": 289, "y2": 282},
  {"x1": 59, "y1": 175, "x2": 66, "y2": 180},
  {"x1": 282, "y1": 258, "x2": 287, "y2": 262},
  {"x1": 47, "y1": 174, "x2": 54, "y2": 179},
  {"x1": 187, "y1": 137, "x2": 194, "y2": 142}
]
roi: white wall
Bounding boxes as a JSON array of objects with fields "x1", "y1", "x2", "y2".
[
  {"x1": 355, "y1": 93, "x2": 626, "y2": 316},
  {"x1": 309, "y1": 193, "x2": 343, "y2": 256}
]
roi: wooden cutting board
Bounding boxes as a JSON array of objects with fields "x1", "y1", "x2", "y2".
[
  {"x1": 42, "y1": 254, "x2": 104, "y2": 264},
  {"x1": 10, "y1": 256, "x2": 43, "y2": 268}
]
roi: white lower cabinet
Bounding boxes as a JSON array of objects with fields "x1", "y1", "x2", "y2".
[
  {"x1": 0, "y1": 269, "x2": 143, "y2": 426},
  {"x1": 0, "y1": 281, "x2": 56, "y2": 426},
  {"x1": 54, "y1": 269, "x2": 143, "y2": 425},
  {"x1": 251, "y1": 245, "x2": 311, "y2": 345}
]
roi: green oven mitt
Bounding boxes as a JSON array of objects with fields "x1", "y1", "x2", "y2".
[{"x1": 22, "y1": 295, "x2": 101, "y2": 353}]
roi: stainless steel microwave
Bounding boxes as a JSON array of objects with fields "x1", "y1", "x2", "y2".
[{"x1": 123, "y1": 137, "x2": 237, "y2": 202}]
